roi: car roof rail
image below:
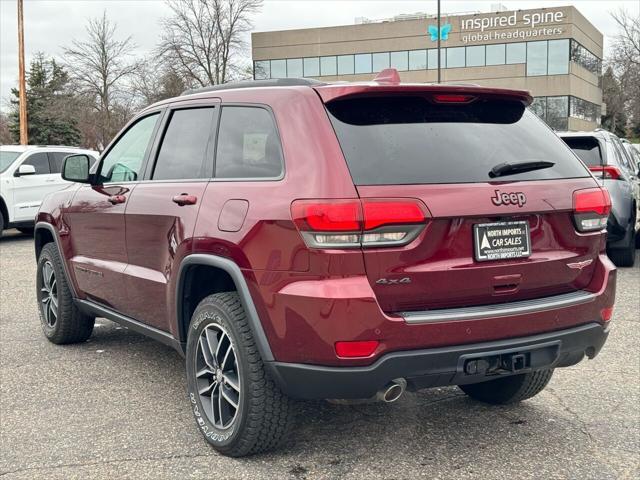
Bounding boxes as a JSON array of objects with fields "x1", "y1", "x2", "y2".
[{"x1": 181, "y1": 78, "x2": 325, "y2": 96}]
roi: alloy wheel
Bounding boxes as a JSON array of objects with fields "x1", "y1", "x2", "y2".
[
  {"x1": 195, "y1": 323, "x2": 241, "y2": 429},
  {"x1": 40, "y1": 261, "x2": 58, "y2": 327}
]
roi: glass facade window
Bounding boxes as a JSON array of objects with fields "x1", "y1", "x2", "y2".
[
  {"x1": 547, "y1": 39, "x2": 569, "y2": 75},
  {"x1": 530, "y1": 97, "x2": 547, "y2": 119},
  {"x1": 570, "y1": 96, "x2": 601, "y2": 123},
  {"x1": 303, "y1": 57, "x2": 320, "y2": 77},
  {"x1": 320, "y1": 56, "x2": 337, "y2": 76},
  {"x1": 571, "y1": 40, "x2": 602, "y2": 77},
  {"x1": 527, "y1": 41, "x2": 548, "y2": 76},
  {"x1": 286, "y1": 58, "x2": 303, "y2": 78},
  {"x1": 390, "y1": 51, "x2": 409, "y2": 71},
  {"x1": 254, "y1": 38, "x2": 594, "y2": 80},
  {"x1": 355, "y1": 53, "x2": 372, "y2": 74},
  {"x1": 466, "y1": 45, "x2": 485, "y2": 67},
  {"x1": 337, "y1": 55, "x2": 355, "y2": 75},
  {"x1": 447, "y1": 47, "x2": 465, "y2": 68},
  {"x1": 270, "y1": 59, "x2": 286, "y2": 78},
  {"x1": 372, "y1": 52, "x2": 390, "y2": 72},
  {"x1": 409, "y1": 50, "x2": 427, "y2": 70},
  {"x1": 427, "y1": 49, "x2": 446, "y2": 69},
  {"x1": 546, "y1": 96, "x2": 569, "y2": 130},
  {"x1": 486, "y1": 44, "x2": 505, "y2": 65},
  {"x1": 506, "y1": 42, "x2": 526, "y2": 64},
  {"x1": 254, "y1": 60, "x2": 270, "y2": 80}
]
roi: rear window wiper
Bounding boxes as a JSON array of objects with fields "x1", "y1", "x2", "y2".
[{"x1": 489, "y1": 160, "x2": 555, "y2": 178}]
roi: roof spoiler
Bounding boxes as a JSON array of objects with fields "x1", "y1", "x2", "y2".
[{"x1": 314, "y1": 69, "x2": 533, "y2": 106}]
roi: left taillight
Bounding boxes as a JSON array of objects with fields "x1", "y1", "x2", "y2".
[
  {"x1": 291, "y1": 198, "x2": 428, "y2": 249},
  {"x1": 573, "y1": 187, "x2": 611, "y2": 232}
]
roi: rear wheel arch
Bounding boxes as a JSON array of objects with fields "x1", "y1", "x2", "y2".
[{"x1": 176, "y1": 254, "x2": 274, "y2": 362}]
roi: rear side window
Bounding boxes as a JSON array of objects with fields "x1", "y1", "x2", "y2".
[
  {"x1": 23, "y1": 152, "x2": 51, "y2": 174},
  {"x1": 326, "y1": 96, "x2": 589, "y2": 185},
  {"x1": 215, "y1": 107, "x2": 283, "y2": 179},
  {"x1": 153, "y1": 108, "x2": 217, "y2": 180},
  {"x1": 560, "y1": 137, "x2": 602, "y2": 166}
]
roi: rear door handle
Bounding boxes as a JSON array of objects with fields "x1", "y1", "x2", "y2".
[
  {"x1": 108, "y1": 195, "x2": 127, "y2": 205},
  {"x1": 172, "y1": 194, "x2": 198, "y2": 206}
]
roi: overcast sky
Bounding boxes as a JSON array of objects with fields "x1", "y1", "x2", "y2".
[{"x1": 1, "y1": 0, "x2": 639, "y2": 112}]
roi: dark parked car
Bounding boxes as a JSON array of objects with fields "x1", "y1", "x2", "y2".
[
  {"x1": 559, "y1": 130, "x2": 638, "y2": 266},
  {"x1": 34, "y1": 70, "x2": 616, "y2": 457}
]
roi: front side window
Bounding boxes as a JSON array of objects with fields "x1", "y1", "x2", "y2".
[
  {"x1": 23, "y1": 152, "x2": 51, "y2": 174},
  {"x1": 98, "y1": 113, "x2": 159, "y2": 183},
  {"x1": 152, "y1": 108, "x2": 216, "y2": 181},
  {"x1": 215, "y1": 107, "x2": 283, "y2": 179}
]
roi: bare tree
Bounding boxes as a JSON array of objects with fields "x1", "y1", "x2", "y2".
[
  {"x1": 609, "y1": 9, "x2": 640, "y2": 137},
  {"x1": 0, "y1": 113, "x2": 13, "y2": 145},
  {"x1": 64, "y1": 11, "x2": 138, "y2": 148},
  {"x1": 134, "y1": 57, "x2": 191, "y2": 107},
  {"x1": 157, "y1": 0, "x2": 262, "y2": 87}
]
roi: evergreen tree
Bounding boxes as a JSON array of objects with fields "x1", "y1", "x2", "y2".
[{"x1": 9, "y1": 53, "x2": 82, "y2": 145}]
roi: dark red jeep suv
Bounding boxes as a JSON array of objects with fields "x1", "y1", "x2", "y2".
[{"x1": 34, "y1": 70, "x2": 616, "y2": 457}]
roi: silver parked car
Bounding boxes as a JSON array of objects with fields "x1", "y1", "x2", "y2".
[{"x1": 559, "y1": 130, "x2": 639, "y2": 267}]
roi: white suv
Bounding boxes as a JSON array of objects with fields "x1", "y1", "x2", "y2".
[{"x1": 0, "y1": 145, "x2": 98, "y2": 236}]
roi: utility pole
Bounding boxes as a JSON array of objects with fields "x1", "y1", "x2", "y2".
[
  {"x1": 437, "y1": 0, "x2": 441, "y2": 84},
  {"x1": 17, "y1": 0, "x2": 28, "y2": 145}
]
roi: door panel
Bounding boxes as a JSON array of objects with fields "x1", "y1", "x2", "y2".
[
  {"x1": 65, "y1": 184, "x2": 133, "y2": 309},
  {"x1": 123, "y1": 182, "x2": 208, "y2": 330},
  {"x1": 62, "y1": 112, "x2": 162, "y2": 310},
  {"x1": 121, "y1": 104, "x2": 218, "y2": 331}
]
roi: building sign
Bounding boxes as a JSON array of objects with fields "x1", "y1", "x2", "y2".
[
  {"x1": 459, "y1": 10, "x2": 565, "y2": 43},
  {"x1": 427, "y1": 23, "x2": 452, "y2": 41}
]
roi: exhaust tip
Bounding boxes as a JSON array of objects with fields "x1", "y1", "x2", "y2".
[{"x1": 378, "y1": 378, "x2": 407, "y2": 403}]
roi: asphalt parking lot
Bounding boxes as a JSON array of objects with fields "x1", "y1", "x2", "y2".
[{"x1": 0, "y1": 230, "x2": 638, "y2": 480}]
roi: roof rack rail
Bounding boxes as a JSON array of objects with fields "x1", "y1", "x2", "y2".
[{"x1": 181, "y1": 78, "x2": 325, "y2": 96}]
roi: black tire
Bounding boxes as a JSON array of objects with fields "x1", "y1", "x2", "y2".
[
  {"x1": 186, "y1": 292, "x2": 294, "y2": 457},
  {"x1": 459, "y1": 369, "x2": 554, "y2": 405},
  {"x1": 608, "y1": 223, "x2": 636, "y2": 267},
  {"x1": 0, "y1": 209, "x2": 4, "y2": 237},
  {"x1": 36, "y1": 243, "x2": 95, "y2": 344},
  {"x1": 17, "y1": 227, "x2": 34, "y2": 236}
]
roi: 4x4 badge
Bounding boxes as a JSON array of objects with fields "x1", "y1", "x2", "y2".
[{"x1": 491, "y1": 190, "x2": 527, "y2": 207}]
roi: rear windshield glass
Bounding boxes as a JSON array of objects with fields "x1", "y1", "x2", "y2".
[
  {"x1": 561, "y1": 136, "x2": 603, "y2": 166},
  {"x1": 326, "y1": 96, "x2": 589, "y2": 185}
]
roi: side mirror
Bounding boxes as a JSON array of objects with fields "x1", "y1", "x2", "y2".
[
  {"x1": 15, "y1": 164, "x2": 36, "y2": 177},
  {"x1": 62, "y1": 154, "x2": 92, "y2": 183}
]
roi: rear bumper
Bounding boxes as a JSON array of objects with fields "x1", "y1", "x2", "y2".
[{"x1": 267, "y1": 322, "x2": 609, "y2": 400}]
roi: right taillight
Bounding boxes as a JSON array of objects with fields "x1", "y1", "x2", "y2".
[
  {"x1": 291, "y1": 198, "x2": 428, "y2": 249},
  {"x1": 588, "y1": 165, "x2": 621, "y2": 180},
  {"x1": 573, "y1": 188, "x2": 611, "y2": 232}
]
